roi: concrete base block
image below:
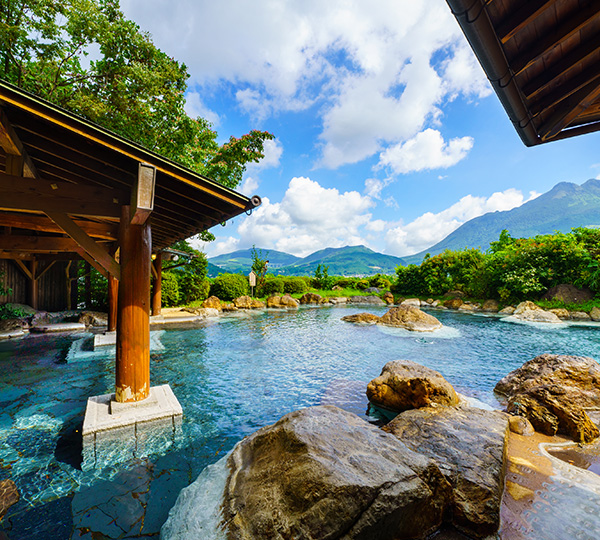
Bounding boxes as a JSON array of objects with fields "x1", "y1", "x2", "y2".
[
  {"x1": 82, "y1": 384, "x2": 183, "y2": 436},
  {"x1": 93, "y1": 331, "x2": 116, "y2": 348},
  {"x1": 30, "y1": 322, "x2": 86, "y2": 333}
]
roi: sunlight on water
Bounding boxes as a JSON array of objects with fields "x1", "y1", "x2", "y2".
[{"x1": 2, "y1": 305, "x2": 600, "y2": 538}]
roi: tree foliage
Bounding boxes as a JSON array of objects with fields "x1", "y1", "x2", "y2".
[
  {"x1": 0, "y1": 0, "x2": 273, "y2": 188},
  {"x1": 394, "y1": 228, "x2": 600, "y2": 303}
]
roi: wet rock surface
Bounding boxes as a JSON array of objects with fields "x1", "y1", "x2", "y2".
[
  {"x1": 348, "y1": 295, "x2": 385, "y2": 305},
  {"x1": 379, "y1": 305, "x2": 442, "y2": 332},
  {"x1": 383, "y1": 405, "x2": 509, "y2": 538},
  {"x1": 222, "y1": 405, "x2": 452, "y2": 540},
  {"x1": 367, "y1": 360, "x2": 459, "y2": 412},
  {"x1": 232, "y1": 296, "x2": 265, "y2": 309},
  {"x1": 495, "y1": 354, "x2": 600, "y2": 442},
  {"x1": 267, "y1": 294, "x2": 299, "y2": 308},
  {"x1": 0, "y1": 479, "x2": 19, "y2": 519},
  {"x1": 299, "y1": 292, "x2": 324, "y2": 304},
  {"x1": 340, "y1": 312, "x2": 380, "y2": 324},
  {"x1": 202, "y1": 295, "x2": 222, "y2": 311}
]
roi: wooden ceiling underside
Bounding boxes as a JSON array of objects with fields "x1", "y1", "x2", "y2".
[
  {"x1": 448, "y1": 0, "x2": 600, "y2": 145},
  {"x1": 0, "y1": 80, "x2": 259, "y2": 266}
]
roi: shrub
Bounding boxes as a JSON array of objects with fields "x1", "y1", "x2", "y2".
[
  {"x1": 210, "y1": 273, "x2": 249, "y2": 301},
  {"x1": 0, "y1": 304, "x2": 28, "y2": 320},
  {"x1": 356, "y1": 279, "x2": 370, "y2": 290},
  {"x1": 283, "y1": 276, "x2": 308, "y2": 294},
  {"x1": 261, "y1": 277, "x2": 284, "y2": 296},
  {"x1": 368, "y1": 274, "x2": 392, "y2": 289},
  {"x1": 161, "y1": 272, "x2": 180, "y2": 307},
  {"x1": 178, "y1": 274, "x2": 210, "y2": 305},
  {"x1": 332, "y1": 277, "x2": 358, "y2": 289}
]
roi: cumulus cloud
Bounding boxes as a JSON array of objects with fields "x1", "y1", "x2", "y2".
[
  {"x1": 121, "y1": 0, "x2": 489, "y2": 171},
  {"x1": 233, "y1": 177, "x2": 375, "y2": 257},
  {"x1": 239, "y1": 176, "x2": 260, "y2": 197},
  {"x1": 184, "y1": 91, "x2": 220, "y2": 126},
  {"x1": 378, "y1": 129, "x2": 474, "y2": 174},
  {"x1": 385, "y1": 189, "x2": 537, "y2": 256}
]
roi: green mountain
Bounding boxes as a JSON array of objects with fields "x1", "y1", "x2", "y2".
[
  {"x1": 209, "y1": 248, "x2": 301, "y2": 274},
  {"x1": 209, "y1": 245, "x2": 406, "y2": 276},
  {"x1": 403, "y1": 179, "x2": 600, "y2": 265}
]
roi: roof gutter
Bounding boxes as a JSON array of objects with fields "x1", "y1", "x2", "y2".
[{"x1": 446, "y1": 0, "x2": 541, "y2": 146}]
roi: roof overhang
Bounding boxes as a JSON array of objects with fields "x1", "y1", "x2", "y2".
[{"x1": 448, "y1": 0, "x2": 600, "y2": 146}]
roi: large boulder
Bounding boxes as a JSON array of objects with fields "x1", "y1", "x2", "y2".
[
  {"x1": 340, "y1": 312, "x2": 380, "y2": 324},
  {"x1": 367, "y1": 360, "x2": 459, "y2": 412},
  {"x1": 383, "y1": 405, "x2": 509, "y2": 538},
  {"x1": 383, "y1": 291, "x2": 395, "y2": 305},
  {"x1": 299, "y1": 292, "x2": 323, "y2": 304},
  {"x1": 267, "y1": 295, "x2": 299, "y2": 308},
  {"x1": 400, "y1": 298, "x2": 421, "y2": 307},
  {"x1": 379, "y1": 305, "x2": 442, "y2": 332},
  {"x1": 541, "y1": 283, "x2": 593, "y2": 304},
  {"x1": 221, "y1": 406, "x2": 452, "y2": 540},
  {"x1": 509, "y1": 302, "x2": 562, "y2": 323},
  {"x1": 481, "y1": 299, "x2": 499, "y2": 312},
  {"x1": 443, "y1": 298, "x2": 463, "y2": 310},
  {"x1": 78, "y1": 311, "x2": 107, "y2": 327},
  {"x1": 233, "y1": 296, "x2": 265, "y2": 309},
  {"x1": 0, "y1": 479, "x2": 19, "y2": 519},
  {"x1": 495, "y1": 354, "x2": 600, "y2": 442},
  {"x1": 202, "y1": 296, "x2": 222, "y2": 311}
]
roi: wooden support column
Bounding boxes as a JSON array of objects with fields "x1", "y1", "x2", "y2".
[
  {"x1": 151, "y1": 252, "x2": 162, "y2": 316},
  {"x1": 28, "y1": 260, "x2": 38, "y2": 310},
  {"x1": 116, "y1": 205, "x2": 151, "y2": 403},
  {"x1": 108, "y1": 273, "x2": 118, "y2": 332}
]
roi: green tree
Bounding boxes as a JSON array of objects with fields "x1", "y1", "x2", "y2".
[
  {"x1": 0, "y1": 0, "x2": 273, "y2": 188},
  {"x1": 250, "y1": 245, "x2": 269, "y2": 293}
]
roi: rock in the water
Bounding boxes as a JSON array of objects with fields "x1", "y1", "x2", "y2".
[
  {"x1": 383, "y1": 405, "x2": 509, "y2": 539},
  {"x1": 481, "y1": 299, "x2": 499, "y2": 312},
  {"x1": 222, "y1": 406, "x2": 452, "y2": 540},
  {"x1": 458, "y1": 302, "x2": 477, "y2": 311},
  {"x1": 299, "y1": 292, "x2": 323, "y2": 304},
  {"x1": 508, "y1": 415, "x2": 534, "y2": 436},
  {"x1": 267, "y1": 295, "x2": 299, "y2": 308},
  {"x1": 570, "y1": 310, "x2": 591, "y2": 321},
  {"x1": 341, "y1": 312, "x2": 380, "y2": 324},
  {"x1": 401, "y1": 298, "x2": 421, "y2": 307},
  {"x1": 349, "y1": 295, "x2": 385, "y2": 305},
  {"x1": 328, "y1": 296, "x2": 347, "y2": 304},
  {"x1": 383, "y1": 291, "x2": 394, "y2": 305},
  {"x1": 443, "y1": 298, "x2": 463, "y2": 310},
  {"x1": 202, "y1": 296, "x2": 222, "y2": 311},
  {"x1": 513, "y1": 301, "x2": 539, "y2": 314},
  {"x1": 541, "y1": 283, "x2": 593, "y2": 304},
  {"x1": 78, "y1": 311, "x2": 107, "y2": 327},
  {"x1": 495, "y1": 354, "x2": 600, "y2": 442},
  {"x1": 549, "y1": 308, "x2": 570, "y2": 319},
  {"x1": 233, "y1": 296, "x2": 265, "y2": 309},
  {"x1": 221, "y1": 302, "x2": 238, "y2": 312},
  {"x1": 590, "y1": 306, "x2": 600, "y2": 321},
  {"x1": 367, "y1": 360, "x2": 459, "y2": 412},
  {"x1": 499, "y1": 306, "x2": 515, "y2": 314},
  {"x1": 379, "y1": 305, "x2": 442, "y2": 332},
  {"x1": 0, "y1": 479, "x2": 19, "y2": 519},
  {"x1": 510, "y1": 303, "x2": 562, "y2": 323}
]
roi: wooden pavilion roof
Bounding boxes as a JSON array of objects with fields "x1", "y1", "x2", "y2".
[
  {"x1": 0, "y1": 79, "x2": 260, "y2": 266},
  {"x1": 447, "y1": 0, "x2": 600, "y2": 146}
]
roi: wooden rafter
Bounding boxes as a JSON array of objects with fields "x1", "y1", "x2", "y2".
[
  {"x1": 0, "y1": 235, "x2": 81, "y2": 252},
  {"x1": 540, "y1": 79, "x2": 600, "y2": 141},
  {"x1": 510, "y1": 5, "x2": 600, "y2": 76},
  {"x1": 0, "y1": 212, "x2": 118, "y2": 240},
  {"x1": 45, "y1": 211, "x2": 120, "y2": 279},
  {"x1": 0, "y1": 108, "x2": 37, "y2": 177},
  {"x1": 522, "y1": 34, "x2": 600, "y2": 101},
  {"x1": 75, "y1": 247, "x2": 109, "y2": 279},
  {"x1": 496, "y1": 0, "x2": 554, "y2": 43}
]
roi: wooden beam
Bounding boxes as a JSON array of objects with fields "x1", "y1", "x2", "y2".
[
  {"x1": 36, "y1": 260, "x2": 56, "y2": 281},
  {"x1": 0, "y1": 192, "x2": 121, "y2": 219},
  {"x1": 0, "y1": 108, "x2": 38, "y2": 177},
  {"x1": 0, "y1": 235, "x2": 79, "y2": 251},
  {"x1": 0, "y1": 212, "x2": 118, "y2": 240},
  {"x1": 497, "y1": 0, "x2": 554, "y2": 43},
  {"x1": 14, "y1": 259, "x2": 32, "y2": 280},
  {"x1": 540, "y1": 79, "x2": 600, "y2": 141},
  {"x1": 510, "y1": 5, "x2": 600, "y2": 76},
  {"x1": 77, "y1": 248, "x2": 109, "y2": 280},
  {"x1": 522, "y1": 35, "x2": 600, "y2": 101},
  {"x1": 45, "y1": 211, "x2": 120, "y2": 280}
]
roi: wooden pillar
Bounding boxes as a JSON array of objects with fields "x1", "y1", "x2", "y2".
[
  {"x1": 116, "y1": 205, "x2": 151, "y2": 403},
  {"x1": 151, "y1": 251, "x2": 162, "y2": 316},
  {"x1": 108, "y1": 274, "x2": 118, "y2": 332},
  {"x1": 28, "y1": 259, "x2": 38, "y2": 310}
]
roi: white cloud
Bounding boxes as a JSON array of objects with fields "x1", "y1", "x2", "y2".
[
  {"x1": 246, "y1": 138, "x2": 283, "y2": 173},
  {"x1": 234, "y1": 177, "x2": 375, "y2": 257},
  {"x1": 239, "y1": 176, "x2": 260, "y2": 197},
  {"x1": 121, "y1": 0, "x2": 489, "y2": 171},
  {"x1": 193, "y1": 235, "x2": 240, "y2": 257},
  {"x1": 378, "y1": 129, "x2": 474, "y2": 174},
  {"x1": 184, "y1": 91, "x2": 220, "y2": 126},
  {"x1": 385, "y1": 188, "x2": 534, "y2": 256}
]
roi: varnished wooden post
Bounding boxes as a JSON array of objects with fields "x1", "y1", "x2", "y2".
[
  {"x1": 116, "y1": 205, "x2": 151, "y2": 403},
  {"x1": 108, "y1": 274, "x2": 118, "y2": 332},
  {"x1": 151, "y1": 251, "x2": 162, "y2": 316},
  {"x1": 28, "y1": 259, "x2": 38, "y2": 310}
]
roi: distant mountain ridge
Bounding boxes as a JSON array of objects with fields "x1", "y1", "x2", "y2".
[
  {"x1": 403, "y1": 179, "x2": 600, "y2": 265},
  {"x1": 208, "y1": 245, "x2": 406, "y2": 277}
]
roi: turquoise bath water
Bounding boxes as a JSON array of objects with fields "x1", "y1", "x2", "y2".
[{"x1": 2, "y1": 305, "x2": 600, "y2": 539}]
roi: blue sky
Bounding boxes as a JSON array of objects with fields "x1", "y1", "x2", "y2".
[{"x1": 122, "y1": 0, "x2": 600, "y2": 258}]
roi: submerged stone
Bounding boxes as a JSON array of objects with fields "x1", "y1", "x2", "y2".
[{"x1": 0, "y1": 479, "x2": 19, "y2": 519}]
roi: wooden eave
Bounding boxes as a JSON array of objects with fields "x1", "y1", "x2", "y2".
[
  {"x1": 0, "y1": 79, "x2": 260, "y2": 254},
  {"x1": 447, "y1": 0, "x2": 600, "y2": 146}
]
